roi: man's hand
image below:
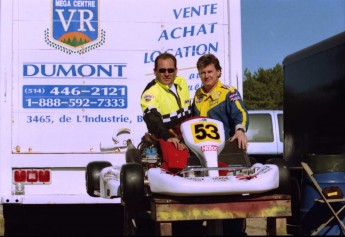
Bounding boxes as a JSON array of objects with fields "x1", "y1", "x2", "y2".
[
  {"x1": 230, "y1": 129, "x2": 248, "y2": 150},
  {"x1": 167, "y1": 137, "x2": 186, "y2": 150}
]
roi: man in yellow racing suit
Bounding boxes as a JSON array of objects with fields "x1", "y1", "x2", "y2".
[
  {"x1": 193, "y1": 54, "x2": 249, "y2": 149},
  {"x1": 140, "y1": 53, "x2": 192, "y2": 150},
  {"x1": 192, "y1": 53, "x2": 249, "y2": 236}
]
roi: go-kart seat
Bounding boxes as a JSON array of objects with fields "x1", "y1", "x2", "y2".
[{"x1": 218, "y1": 139, "x2": 251, "y2": 167}]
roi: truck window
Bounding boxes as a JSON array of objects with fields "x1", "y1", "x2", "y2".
[
  {"x1": 278, "y1": 114, "x2": 283, "y2": 142},
  {"x1": 247, "y1": 114, "x2": 274, "y2": 142}
]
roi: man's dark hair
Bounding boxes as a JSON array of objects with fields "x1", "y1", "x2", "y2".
[
  {"x1": 154, "y1": 53, "x2": 177, "y2": 70},
  {"x1": 196, "y1": 53, "x2": 222, "y2": 72}
]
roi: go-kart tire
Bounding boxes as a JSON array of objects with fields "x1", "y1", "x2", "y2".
[
  {"x1": 120, "y1": 163, "x2": 144, "y2": 205},
  {"x1": 86, "y1": 161, "x2": 112, "y2": 197},
  {"x1": 265, "y1": 158, "x2": 291, "y2": 195},
  {"x1": 125, "y1": 148, "x2": 142, "y2": 164}
]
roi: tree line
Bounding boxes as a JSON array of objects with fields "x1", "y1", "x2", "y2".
[{"x1": 243, "y1": 63, "x2": 283, "y2": 110}]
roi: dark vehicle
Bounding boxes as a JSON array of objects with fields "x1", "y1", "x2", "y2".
[
  {"x1": 283, "y1": 31, "x2": 345, "y2": 235},
  {"x1": 284, "y1": 31, "x2": 345, "y2": 166}
]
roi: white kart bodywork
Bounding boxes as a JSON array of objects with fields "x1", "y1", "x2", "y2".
[
  {"x1": 99, "y1": 117, "x2": 280, "y2": 198},
  {"x1": 148, "y1": 163, "x2": 279, "y2": 196},
  {"x1": 100, "y1": 166, "x2": 121, "y2": 199},
  {"x1": 147, "y1": 117, "x2": 279, "y2": 196}
]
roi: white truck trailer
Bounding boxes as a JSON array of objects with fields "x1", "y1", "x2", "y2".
[{"x1": 0, "y1": 0, "x2": 242, "y2": 221}]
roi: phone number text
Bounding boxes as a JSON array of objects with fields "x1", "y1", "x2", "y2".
[{"x1": 23, "y1": 85, "x2": 127, "y2": 109}]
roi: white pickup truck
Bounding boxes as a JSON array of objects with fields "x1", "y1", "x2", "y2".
[{"x1": 247, "y1": 110, "x2": 283, "y2": 163}]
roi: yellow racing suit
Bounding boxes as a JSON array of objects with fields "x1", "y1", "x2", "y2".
[
  {"x1": 140, "y1": 76, "x2": 192, "y2": 140},
  {"x1": 193, "y1": 80, "x2": 249, "y2": 140}
]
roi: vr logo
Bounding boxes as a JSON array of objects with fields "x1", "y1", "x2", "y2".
[
  {"x1": 55, "y1": 9, "x2": 96, "y2": 33},
  {"x1": 46, "y1": 0, "x2": 105, "y2": 54}
]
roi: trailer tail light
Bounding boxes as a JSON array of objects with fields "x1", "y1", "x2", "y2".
[
  {"x1": 14, "y1": 170, "x2": 26, "y2": 182},
  {"x1": 13, "y1": 169, "x2": 51, "y2": 184},
  {"x1": 39, "y1": 170, "x2": 51, "y2": 182}
]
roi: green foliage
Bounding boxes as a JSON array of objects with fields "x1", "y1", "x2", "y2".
[
  {"x1": 61, "y1": 36, "x2": 89, "y2": 47},
  {"x1": 243, "y1": 63, "x2": 283, "y2": 110}
]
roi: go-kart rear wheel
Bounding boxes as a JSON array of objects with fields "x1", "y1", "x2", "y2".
[
  {"x1": 86, "y1": 161, "x2": 112, "y2": 197},
  {"x1": 266, "y1": 158, "x2": 291, "y2": 195},
  {"x1": 120, "y1": 163, "x2": 144, "y2": 205},
  {"x1": 125, "y1": 148, "x2": 142, "y2": 164}
]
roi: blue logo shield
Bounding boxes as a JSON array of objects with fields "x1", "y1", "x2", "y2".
[{"x1": 46, "y1": 0, "x2": 105, "y2": 54}]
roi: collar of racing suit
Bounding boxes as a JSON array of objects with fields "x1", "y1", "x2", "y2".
[{"x1": 199, "y1": 79, "x2": 222, "y2": 100}]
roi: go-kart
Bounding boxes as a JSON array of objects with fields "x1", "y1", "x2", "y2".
[{"x1": 86, "y1": 117, "x2": 289, "y2": 204}]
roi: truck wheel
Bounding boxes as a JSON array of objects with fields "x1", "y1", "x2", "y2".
[
  {"x1": 266, "y1": 158, "x2": 291, "y2": 195},
  {"x1": 120, "y1": 163, "x2": 144, "y2": 205},
  {"x1": 125, "y1": 148, "x2": 142, "y2": 164},
  {"x1": 86, "y1": 161, "x2": 112, "y2": 197}
]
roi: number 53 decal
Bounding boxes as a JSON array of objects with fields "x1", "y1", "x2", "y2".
[{"x1": 191, "y1": 122, "x2": 221, "y2": 144}]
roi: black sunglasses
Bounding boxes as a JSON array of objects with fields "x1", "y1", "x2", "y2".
[{"x1": 158, "y1": 68, "x2": 175, "y2": 73}]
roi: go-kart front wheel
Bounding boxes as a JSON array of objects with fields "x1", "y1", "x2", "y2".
[
  {"x1": 120, "y1": 163, "x2": 145, "y2": 205},
  {"x1": 86, "y1": 161, "x2": 112, "y2": 197}
]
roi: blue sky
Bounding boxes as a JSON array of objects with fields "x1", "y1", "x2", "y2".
[{"x1": 241, "y1": 0, "x2": 345, "y2": 73}]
